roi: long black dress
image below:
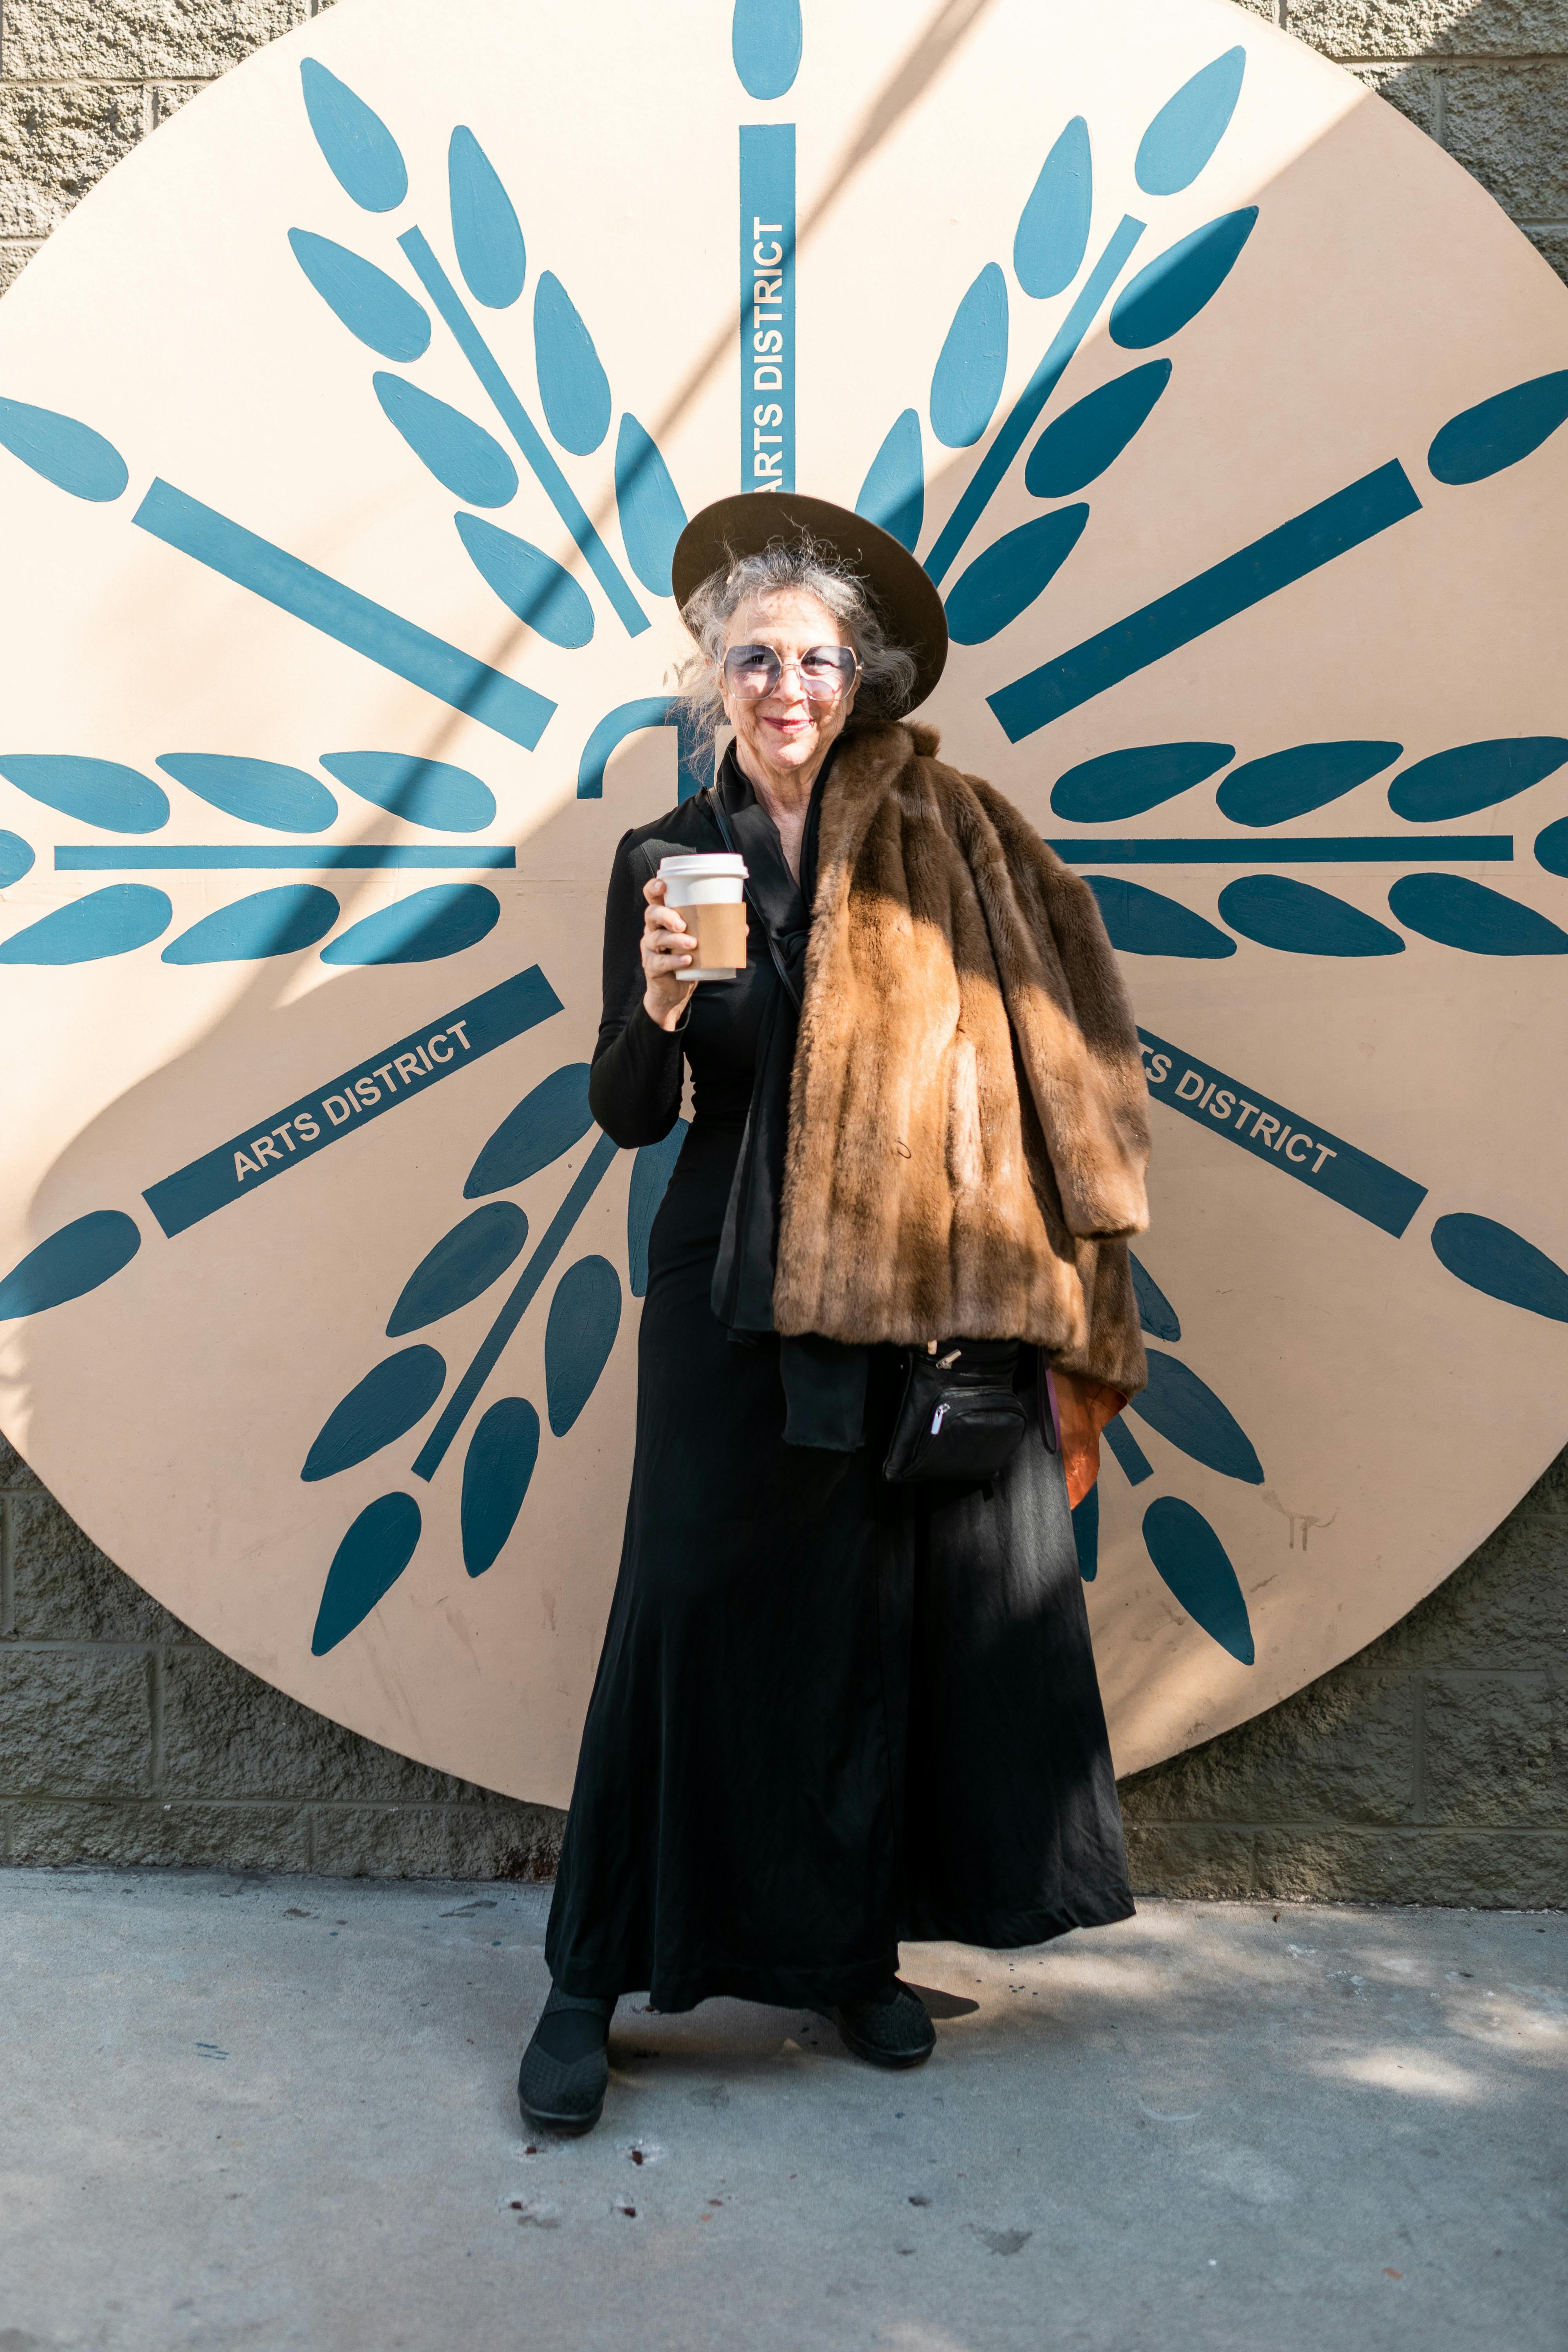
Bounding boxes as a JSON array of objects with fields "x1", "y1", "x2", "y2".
[{"x1": 544, "y1": 753, "x2": 1133, "y2": 2015}]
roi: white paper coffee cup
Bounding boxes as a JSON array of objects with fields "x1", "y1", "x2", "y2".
[{"x1": 658, "y1": 853, "x2": 749, "y2": 981}]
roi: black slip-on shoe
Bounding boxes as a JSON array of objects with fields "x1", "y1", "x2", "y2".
[
  {"x1": 832, "y1": 1980, "x2": 936, "y2": 2069},
  {"x1": 517, "y1": 2026, "x2": 609, "y2": 2136}
]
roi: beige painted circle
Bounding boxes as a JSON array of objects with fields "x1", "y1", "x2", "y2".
[{"x1": 2, "y1": 0, "x2": 1566, "y2": 1804}]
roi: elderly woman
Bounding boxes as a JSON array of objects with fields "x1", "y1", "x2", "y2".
[{"x1": 519, "y1": 494, "x2": 1150, "y2": 2135}]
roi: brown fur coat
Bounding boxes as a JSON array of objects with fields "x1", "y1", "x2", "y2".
[{"x1": 773, "y1": 720, "x2": 1151, "y2": 1395}]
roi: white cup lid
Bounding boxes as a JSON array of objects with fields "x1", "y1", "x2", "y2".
[{"x1": 657, "y1": 853, "x2": 748, "y2": 878}]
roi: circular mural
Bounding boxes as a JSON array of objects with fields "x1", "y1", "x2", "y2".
[{"x1": 1, "y1": 0, "x2": 1566, "y2": 1804}]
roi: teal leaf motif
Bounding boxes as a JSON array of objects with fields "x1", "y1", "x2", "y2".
[
  {"x1": 1431, "y1": 1213, "x2": 1568, "y2": 1324},
  {"x1": 301, "y1": 1347, "x2": 446, "y2": 1482},
  {"x1": 1013, "y1": 118, "x2": 1092, "y2": 299},
  {"x1": 299, "y1": 60, "x2": 407, "y2": 213},
  {"x1": 615, "y1": 415, "x2": 688, "y2": 597},
  {"x1": 162, "y1": 886, "x2": 339, "y2": 964},
  {"x1": 1219, "y1": 877, "x2": 1405, "y2": 957},
  {"x1": 1052, "y1": 741, "x2": 1232, "y2": 822},
  {"x1": 855, "y1": 410, "x2": 924, "y2": 552},
  {"x1": 1129, "y1": 1253, "x2": 1181, "y2": 1342},
  {"x1": 929, "y1": 265, "x2": 1009, "y2": 449},
  {"x1": 0, "y1": 755, "x2": 167, "y2": 834},
  {"x1": 945, "y1": 506, "x2": 1087, "y2": 644},
  {"x1": 311, "y1": 1493, "x2": 421, "y2": 1656},
  {"x1": 1084, "y1": 876, "x2": 1235, "y2": 960},
  {"x1": 1389, "y1": 874, "x2": 1568, "y2": 956},
  {"x1": 0, "y1": 831, "x2": 33, "y2": 888},
  {"x1": 1027, "y1": 362, "x2": 1171, "y2": 497},
  {"x1": 386, "y1": 1203, "x2": 529, "y2": 1337},
  {"x1": 1429, "y1": 370, "x2": 1568, "y2": 486},
  {"x1": 287, "y1": 231, "x2": 430, "y2": 361},
  {"x1": 462, "y1": 1398, "x2": 540, "y2": 1575},
  {"x1": 0, "y1": 886, "x2": 171, "y2": 965},
  {"x1": 448, "y1": 127, "x2": 526, "y2": 310},
  {"x1": 0, "y1": 397, "x2": 128, "y2": 501},
  {"x1": 1142, "y1": 1497, "x2": 1254, "y2": 1665},
  {"x1": 534, "y1": 273, "x2": 611, "y2": 455},
  {"x1": 457, "y1": 514, "x2": 594, "y2": 648},
  {"x1": 1131, "y1": 1350, "x2": 1263, "y2": 1483},
  {"x1": 465, "y1": 1064, "x2": 594, "y2": 1199},
  {"x1": 1135, "y1": 47, "x2": 1246, "y2": 196},
  {"x1": 156, "y1": 755, "x2": 336, "y2": 834},
  {"x1": 320, "y1": 752, "x2": 495, "y2": 833},
  {"x1": 0, "y1": 1210, "x2": 141, "y2": 1319},
  {"x1": 1109, "y1": 210, "x2": 1257, "y2": 350},
  {"x1": 732, "y1": 0, "x2": 802, "y2": 99},
  {"x1": 373, "y1": 373, "x2": 518, "y2": 507},
  {"x1": 545, "y1": 1255, "x2": 622, "y2": 1436},
  {"x1": 1389, "y1": 738, "x2": 1568, "y2": 822},
  {"x1": 628, "y1": 1122, "x2": 689, "y2": 1297},
  {"x1": 1218, "y1": 741, "x2": 1402, "y2": 828},
  {"x1": 319, "y1": 885, "x2": 499, "y2": 965},
  {"x1": 1071, "y1": 1480, "x2": 1099, "y2": 1581}
]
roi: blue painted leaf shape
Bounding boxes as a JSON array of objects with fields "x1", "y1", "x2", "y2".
[
  {"x1": 1431, "y1": 1212, "x2": 1568, "y2": 1325},
  {"x1": 1218, "y1": 740, "x2": 1402, "y2": 827},
  {"x1": 462, "y1": 1398, "x2": 540, "y2": 1576},
  {"x1": 386, "y1": 1202, "x2": 528, "y2": 1337},
  {"x1": 0, "y1": 1209, "x2": 140, "y2": 1319},
  {"x1": 299, "y1": 60, "x2": 407, "y2": 213},
  {"x1": 929, "y1": 264, "x2": 1009, "y2": 449},
  {"x1": 0, "y1": 396, "x2": 128, "y2": 501},
  {"x1": 732, "y1": 0, "x2": 801, "y2": 99},
  {"x1": 0, "y1": 886, "x2": 171, "y2": 965},
  {"x1": 1084, "y1": 876, "x2": 1236, "y2": 959},
  {"x1": 456, "y1": 513, "x2": 594, "y2": 648},
  {"x1": 1027, "y1": 362, "x2": 1170, "y2": 498},
  {"x1": 1071, "y1": 1480, "x2": 1099, "y2": 1581},
  {"x1": 1142, "y1": 1496, "x2": 1254, "y2": 1665},
  {"x1": 545, "y1": 1255, "x2": 622, "y2": 1436},
  {"x1": 1129, "y1": 1252, "x2": 1181, "y2": 1341},
  {"x1": 301, "y1": 1347, "x2": 446, "y2": 1481},
  {"x1": 0, "y1": 755, "x2": 167, "y2": 833},
  {"x1": 155, "y1": 755, "x2": 336, "y2": 834},
  {"x1": 1135, "y1": 47, "x2": 1246, "y2": 196},
  {"x1": 466, "y1": 1064, "x2": 594, "y2": 1198},
  {"x1": 1219, "y1": 876, "x2": 1404, "y2": 957},
  {"x1": 1013, "y1": 117, "x2": 1092, "y2": 299},
  {"x1": 373, "y1": 373, "x2": 516, "y2": 507},
  {"x1": 1534, "y1": 817, "x2": 1568, "y2": 878},
  {"x1": 162, "y1": 886, "x2": 338, "y2": 964},
  {"x1": 1388, "y1": 873, "x2": 1568, "y2": 956},
  {"x1": 0, "y1": 831, "x2": 33, "y2": 888},
  {"x1": 855, "y1": 410, "x2": 923, "y2": 553},
  {"x1": 448, "y1": 126, "x2": 525, "y2": 310},
  {"x1": 320, "y1": 752, "x2": 495, "y2": 833},
  {"x1": 1389, "y1": 737, "x2": 1568, "y2": 822},
  {"x1": 1104, "y1": 1417, "x2": 1153, "y2": 1484},
  {"x1": 1131, "y1": 1350, "x2": 1263, "y2": 1482},
  {"x1": 287, "y1": 231, "x2": 429, "y2": 361},
  {"x1": 320, "y1": 885, "x2": 499, "y2": 966},
  {"x1": 615, "y1": 414, "x2": 688, "y2": 597},
  {"x1": 1052, "y1": 741, "x2": 1232, "y2": 822},
  {"x1": 311, "y1": 1492, "x2": 420, "y2": 1656},
  {"x1": 534, "y1": 273, "x2": 611, "y2": 455},
  {"x1": 628, "y1": 1120, "x2": 689, "y2": 1297},
  {"x1": 945, "y1": 506, "x2": 1087, "y2": 644},
  {"x1": 1429, "y1": 370, "x2": 1568, "y2": 486},
  {"x1": 1109, "y1": 210, "x2": 1257, "y2": 350}
]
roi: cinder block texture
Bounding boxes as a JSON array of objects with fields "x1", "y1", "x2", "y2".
[
  {"x1": 0, "y1": 0, "x2": 301, "y2": 81},
  {"x1": 1443, "y1": 60, "x2": 1568, "y2": 220},
  {"x1": 1288, "y1": 0, "x2": 1568, "y2": 55}
]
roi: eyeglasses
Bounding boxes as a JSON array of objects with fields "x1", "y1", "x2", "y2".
[{"x1": 721, "y1": 643, "x2": 861, "y2": 704}]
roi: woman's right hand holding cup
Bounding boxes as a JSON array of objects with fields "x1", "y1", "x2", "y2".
[{"x1": 641, "y1": 876, "x2": 696, "y2": 1030}]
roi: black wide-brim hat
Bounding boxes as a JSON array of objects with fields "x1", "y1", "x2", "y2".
[{"x1": 670, "y1": 491, "x2": 949, "y2": 717}]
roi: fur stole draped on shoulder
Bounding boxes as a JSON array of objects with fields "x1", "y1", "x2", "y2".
[{"x1": 774, "y1": 719, "x2": 1151, "y2": 1395}]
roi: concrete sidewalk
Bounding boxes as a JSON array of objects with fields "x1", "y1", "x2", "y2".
[{"x1": 0, "y1": 1873, "x2": 1562, "y2": 2352}]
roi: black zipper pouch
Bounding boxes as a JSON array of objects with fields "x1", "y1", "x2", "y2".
[{"x1": 882, "y1": 1339, "x2": 1031, "y2": 1484}]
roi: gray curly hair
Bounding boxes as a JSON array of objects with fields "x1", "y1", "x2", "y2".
[{"x1": 676, "y1": 532, "x2": 918, "y2": 771}]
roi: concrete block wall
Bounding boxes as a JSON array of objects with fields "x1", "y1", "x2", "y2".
[{"x1": 1, "y1": 0, "x2": 1565, "y2": 1899}]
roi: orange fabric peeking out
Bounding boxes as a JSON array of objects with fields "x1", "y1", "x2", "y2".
[{"x1": 1053, "y1": 1370, "x2": 1131, "y2": 1511}]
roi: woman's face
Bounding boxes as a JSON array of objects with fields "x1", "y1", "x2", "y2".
[{"x1": 719, "y1": 587, "x2": 859, "y2": 790}]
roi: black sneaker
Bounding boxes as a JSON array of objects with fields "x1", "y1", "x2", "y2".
[
  {"x1": 517, "y1": 1988, "x2": 612, "y2": 2135},
  {"x1": 832, "y1": 1980, "x2": 936, "y2": 2069}
]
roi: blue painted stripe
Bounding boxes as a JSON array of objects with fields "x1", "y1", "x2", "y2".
[
  {"x1": 142, "y1": 966, "x2": 561, "y2": 1238},
  {"x1": 923, "y1": 214, "x2": 1145, "y2": 587},
  {"x1": 1138, "y1": 1024, "x2": 1426, "y2": 1239},
  {"x1": 57, "y1": 846, "x2": 516, "y2": 868},
  {"x1": 132, "y1": 480, "x2": 555, "y2": 752},
  {"x1": 740, "y1": 125, "x2": 795, "y2": 493},
  {"x1": 990, "y1": 462, "x2": 1424, "y2": 741},
  {"x1": 1049, "y1": 835, "x2": 1511, "y2": 864}
]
